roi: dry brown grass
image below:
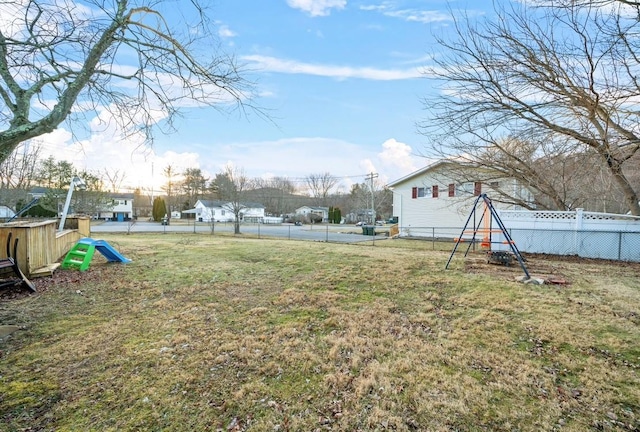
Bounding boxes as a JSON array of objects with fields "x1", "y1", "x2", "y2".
[{"x1": 1, "y1": 234, "x2": 639, "y2": 431}]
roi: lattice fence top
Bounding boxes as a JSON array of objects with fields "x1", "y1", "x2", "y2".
[{"x1": 500, "y1": 209, "x2": 640, "y2": 222}]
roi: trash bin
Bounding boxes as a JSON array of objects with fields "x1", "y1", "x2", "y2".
[{"x1": 362, "y1": 226, "x2": 375, "y2": 236}]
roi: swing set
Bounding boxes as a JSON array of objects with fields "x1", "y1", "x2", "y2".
[{"x1": 445, "y1": 194, "x2": 531, "y2": 280}]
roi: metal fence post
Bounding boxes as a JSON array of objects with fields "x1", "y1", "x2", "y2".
[{"x1": 618, "y1": 232, "x2": 623, "y2": 260}]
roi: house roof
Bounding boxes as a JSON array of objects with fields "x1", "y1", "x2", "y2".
[
  {"x1": 108, "y1": 192, "x2": 134, "y2": 199},
  {"x1": 28, "y1": 186, "x2": 48, "y2": 196},
  {"x1": 295, "y1": 206, "x2": 329, "y2": 212},
  {"x1": 196, "y1": 199, "x2": 265, "y2": 209},
  {"x1": 387, "y1": 160, "x2": 452, "y2": 188}
]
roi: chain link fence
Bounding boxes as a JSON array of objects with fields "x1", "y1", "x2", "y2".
[{"x1": 396, "y1": 226, "x2": 640, "y2": 262}]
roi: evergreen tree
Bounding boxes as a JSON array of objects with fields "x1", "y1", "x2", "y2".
[{"x1": 152, "y1": 197, "x2": 167, "y2": 222}]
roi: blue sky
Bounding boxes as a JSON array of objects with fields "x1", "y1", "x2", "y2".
[{"x1": 36, "y1": 0, "x2": 496, "y2": 193}]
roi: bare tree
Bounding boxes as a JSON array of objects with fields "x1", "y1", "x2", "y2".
[
  {"x1": 103, "y1": 169, "x2": 126, "y2": 193},
  {"x1": 0, "y1": 0, "x2": 254, "y2": 163},
  {"x1": 421, "y1": 1, "x2": 640, "y2": 215},
  {"x1": 536, "y1": 0, "x2": 640, "y2": 8},
  {"x1": 214, "y1": 165, "x2": 253, "y2": 234},
  {"x1": 347, "y1": 180, "x2": 393, "y2": 223},
  {"x1": 305, "y1": 172, "x2": 338, "y2": 207},
  {"x1": 251, "y1": 176, "x2": 297, "y2": 216},
  {"x1": 0, "y1": 140, "x2": 41, "y2": 188}
]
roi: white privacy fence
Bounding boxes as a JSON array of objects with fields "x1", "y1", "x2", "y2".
[{"x1": 494, "y1": 209, "x2": 640, "y2": 262}]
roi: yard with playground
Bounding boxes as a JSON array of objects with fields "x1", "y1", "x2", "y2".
[{"x1": 1, "y1": 233, "x2": 639, "y2": 431}]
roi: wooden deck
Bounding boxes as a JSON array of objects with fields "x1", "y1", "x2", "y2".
[{"x1": 0, "y1": 217, "x2": 90, "y2": 278}]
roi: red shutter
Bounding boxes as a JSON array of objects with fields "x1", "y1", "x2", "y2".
[
  {"x1": 448, "y1": 184, "x2": 455, "y2": 197},
  {"x1": 474, "y1": 182, "x2": 482, "y2": 196},
  {"x1": 432, "y1": 185, "x2": 438, "y2": 198},
  {"x1": 412, "y1": 187, "x2": 417, "y2": 199}
]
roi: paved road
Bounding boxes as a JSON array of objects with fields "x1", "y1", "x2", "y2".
[{"x1": 90, "y1": 221, "x2": 386, "y2": 244}]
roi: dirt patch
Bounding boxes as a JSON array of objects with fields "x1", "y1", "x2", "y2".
[
  {"x1": 0, "y1": 265, "x2": 123, "y2": 302},
  {"x1": 463, "y1": 251, "x2": 640, "y2": 283}
]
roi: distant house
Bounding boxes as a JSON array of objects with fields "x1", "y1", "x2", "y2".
[
  {"x1": 28, "y1": 186, "x2": 48, "y2": 199},
  {"x1": 348, "y1": 208, "x2": 375, "y2": 224},
  {"x1": 189, "y1": 200, "x2": 265, "y2": 223},
  {"x1": 95, "y1": 193, "x2": 134, "y2": 221},
  {"x1": 0, "y1": 205, "x2": 15, "y2": 219},
  {"x1": 295, "y1": 206, "x2": 329, "y2": 222},
  {"x1": 26, "y1": 187, "x2": 133, "y2": 221},
  {"x1": 387, "y1": 160, "x2": 533, "y2": 236}
]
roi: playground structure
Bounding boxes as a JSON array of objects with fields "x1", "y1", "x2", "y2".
[
  {"x1": 446, "y1": 194, "x2": 531, "y2": 280},
  {"x1": 61, "y1": 238, "x2": 131, "y2": 272}
]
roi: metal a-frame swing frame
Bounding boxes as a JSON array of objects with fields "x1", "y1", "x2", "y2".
[{"x1": 445, "y1": 193, "x2": 531, "y2": 280}]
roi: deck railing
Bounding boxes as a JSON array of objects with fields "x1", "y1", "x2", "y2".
[{"x1": 0, "y1": 217, "x2": 90, "y2": 277}]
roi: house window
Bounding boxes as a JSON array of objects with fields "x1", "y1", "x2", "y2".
[
  {"x1": 448, "y1": 184, "x2": 455, "y2": 197},
  {"x1": 460, "y1": 183, "x2": 474, "y2": 194},
  {"x1": 413, "y1": 187, "x2": 434, "y2": 198},
  {"x1": 432, "y1": 185, "x2": 439, "y2": 198}
]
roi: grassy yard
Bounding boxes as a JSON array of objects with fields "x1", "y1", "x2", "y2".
[{"x1": 1, "y1": 234, "x2": 638, "y2": 431}]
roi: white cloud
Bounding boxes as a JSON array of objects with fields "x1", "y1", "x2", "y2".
[
  {"x1": 241, "y1": 55, "x2": 422, "y2": 80},
  {"x1": 360, "y1": 4, "x2": 452, "y2": 24},
  {"x1": 218, "y1": 25, "x2": 237, "y2": 38},
  {"x1": 35, "y1": 118, "x2": 204, "y2": 193},
  {"x1": 384, "y1": 9, "x2": 451, "y2": 23},
  {"x1": 286, "y1": 0, "x2": 346, "y2": 17},
  {"x1": 377, "y1": 138, "x2": 418, "y2": 180}
]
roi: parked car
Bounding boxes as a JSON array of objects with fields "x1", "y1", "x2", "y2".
[{"x1": 355, "y1": 221, "x2": 365, "y2": 226}]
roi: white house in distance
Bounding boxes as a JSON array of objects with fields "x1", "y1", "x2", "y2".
[
  {"x1": 387, "y1": 160, "x2": 533, "y2": 238},
  {"x1": 95, "y1": 193, "x2": 134, "y2": 221},
  {"x1": 294, "y1": 206, "x2": 329, "y2": 222},
  {"x1": 0, "y1": 205, "x2": 15, "y2": 219},
  {"x1": 189, "y1": 200, "x2": 266, "y2": 223}
]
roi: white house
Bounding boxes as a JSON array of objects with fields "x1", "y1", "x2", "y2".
[
  {"x1": 190, "y1": 200, "x2": 265, "y2": 223},
  {"x1": 95, "y1": 193, "x2": 134, "y2": 221},
  {"x1": 0, "y1": 205, "x2": 15, "y2": 219},
  {"x1": 387, "y1": 160, "x2": 532, "y2": 237},
  {"x1": 294, "y1": 206, "x2": 329, "y2": 222}
]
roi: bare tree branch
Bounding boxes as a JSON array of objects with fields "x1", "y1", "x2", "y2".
[
  {"x1": 421, "y1": 1, "x2": 640, "y2": 214},
  {"x1": 0, "y1": 0, "x2": 256, "y2": 162},
  {"x1": 305, "y1": 172, "x2": 338, "y2": 207}
]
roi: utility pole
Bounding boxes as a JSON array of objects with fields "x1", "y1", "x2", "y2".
[{"x1": 365, "y1": 172, "x2": 378, "y2": 224}]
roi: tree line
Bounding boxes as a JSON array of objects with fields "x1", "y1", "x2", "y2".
[{"x1": 0, "y1": 144, "x2": 392, "y2": 223}]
